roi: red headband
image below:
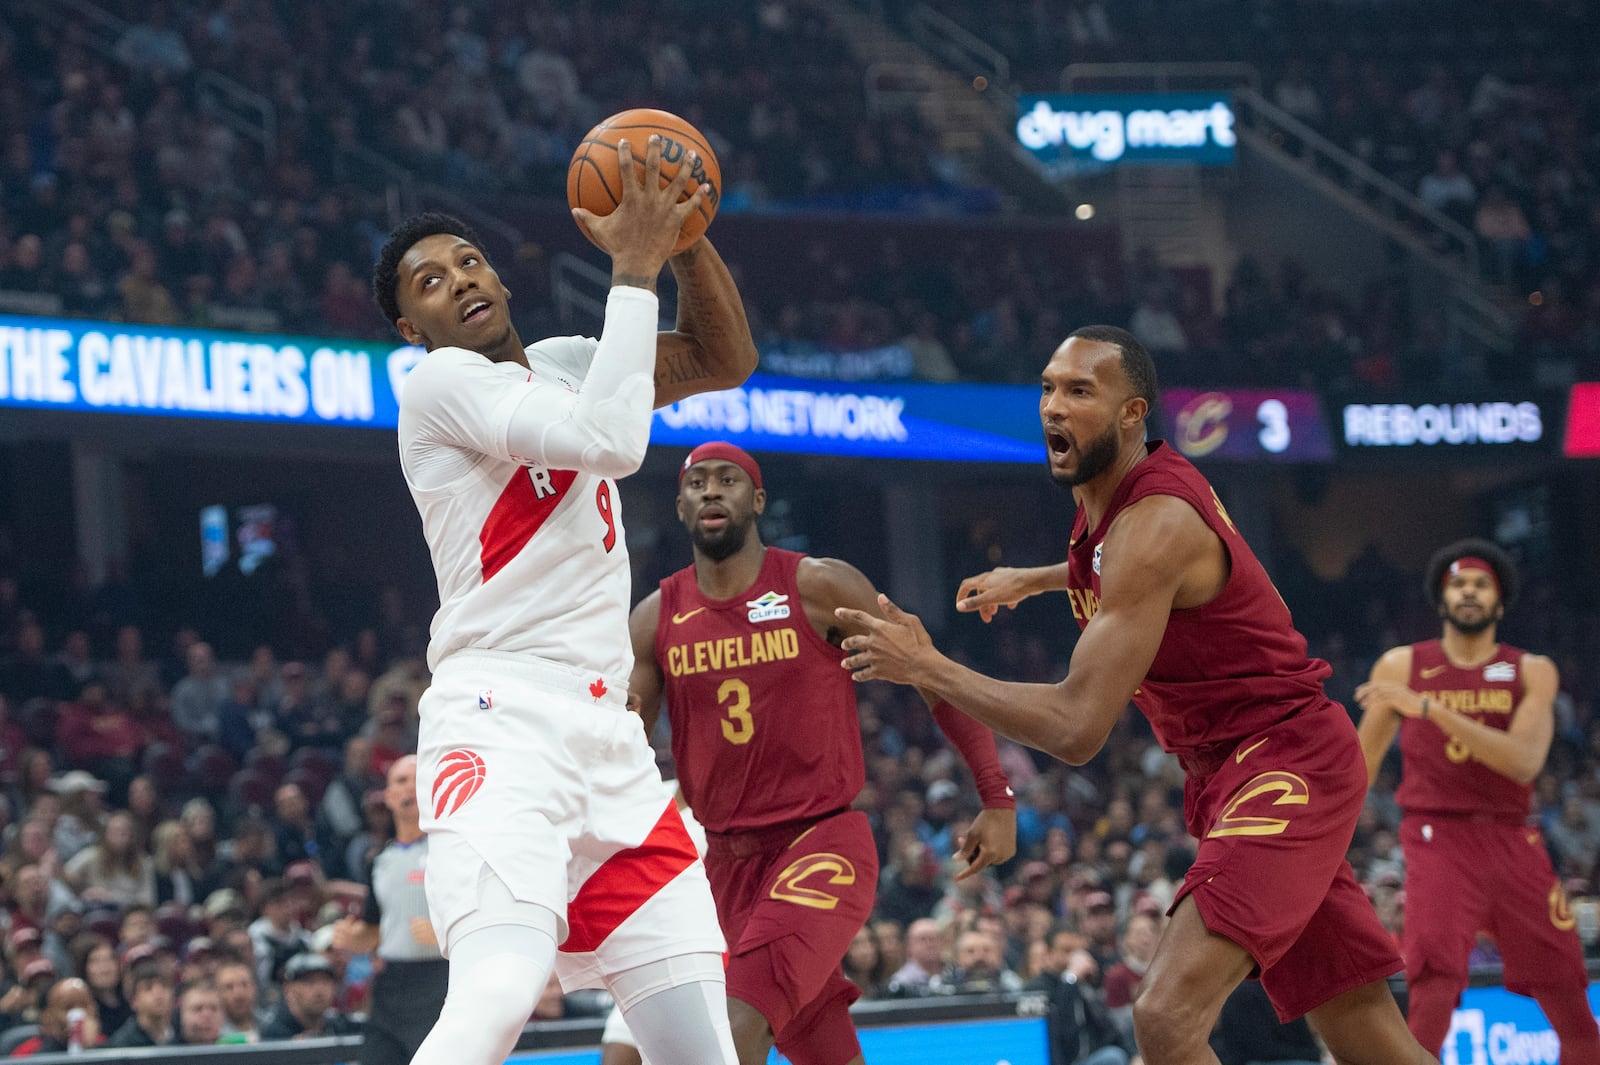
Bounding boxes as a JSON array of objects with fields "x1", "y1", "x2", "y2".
[
  {"x1": 1444, "y1": 556, "x2": 1499, "y2": 594},
  {"x1": 680, "y1": 441, "x2": 762, "y2": 490}
]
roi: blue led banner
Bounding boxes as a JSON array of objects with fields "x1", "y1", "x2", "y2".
[
  {"x1": 506, "y1": 1016, "x2": 1048, "y2": 1065},
  {"x1": 0, "y1": 314, "x2": 1045, "y2": 464},
  {"x1": 1016, "y1": 93, "x2": 1236, "y2": 170},
  {"x1": 1441, "y1": 984, "x2": 1600, "y2": 1065}
]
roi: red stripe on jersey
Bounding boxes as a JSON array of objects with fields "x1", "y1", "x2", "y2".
[
  {"x1": 561, "y1": 802, "x2": 698, "y2": 954},
  {"x1": 478, "y1": 468, "x2": 579, "y2": 581}
]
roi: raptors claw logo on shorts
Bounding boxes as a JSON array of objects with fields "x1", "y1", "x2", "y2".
[{"x1": 432, "y1": 749, "x2": 487, "y2": 819}]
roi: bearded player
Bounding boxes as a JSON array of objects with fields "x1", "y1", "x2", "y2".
[
  {"x1": 837, "y1": 326, "x2": 1437, "y2": 1065},
  {"x1": 1356, "y1": 540, "x2": 1600, "y2": 1060},
  {"x1": 625, "y1": 441, "x2": 1017, "y2": 1065},
  {"x1": 374, "y1": 137, "x2": 757, "y2": 1065}
]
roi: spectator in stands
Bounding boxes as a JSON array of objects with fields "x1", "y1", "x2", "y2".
[
  {"x1": 116, "y1": 242, "x2": 181, "y2": 326},
  {"x1": 175, "y1": 980, "x2": 223, "y2": 1046},
  {"x1": 1023, "y1": 928, "x2": 1129, "y2": 1065},
  {"x1": 212, "y1": 817, "x2": 279, "y2": 887},
  {"x1": 1417, "y1": 149, "x2": 1477, "y2": 225},
  {"x1": 1076, "y1": 891, "x2": 1121, "y2": 981},
  {"x1": 71, "y1": 935, "x2": 128, "y2": 1036},
  {"x1": 260, "y1": 953, "x2": 356, "y2": 1040},
  {"x1": 1474, "y1": 184, "x2": 1533, "y2": 285},
  {"x1": 247, "y1": 879, "x2": 311, "y2": 992},
  {"x1": 215, "y1": 959, "x2": 264, "y2": 1043},
  {"x1": 0, "y1": 622, "x2": 71, "y2": 703},
  {"x1": 7, "y1": 976, "x2": 102, "y2": 1056},
  {"x1": 49, "y1": 772, "x2": 107, "y2": 864},
  {"x1": 930, "y1": 928, "x2": 1022, "y2": 994},
  {"x1": 886, "y1": 917, "x2": 945, "y2": 995},
  {"x1": 272, "y1": 785, "x2": 319, "y2": 869},
  {"x1": 56, "y1": 685, "x2": 140, "y2": 800},
  {"x1": 63, "y1": 812, "x2": 153, "y2": 909},
  {"x1": 104, "y1": 958, "x2": 176, "y2": 1047},
  {"x1": 1546, "y1": 794, "x2": 1600, "y2": 877},
  {"x1": 152, "y1": 820, "x2": 209, "y2": 907},
  {"x1": 112, "y1": 2, "x2": 192, "y2": 78},
  {"x1": 101, "y1": 627, "x2": 159, "y2": 707},
  {"x1": 315, "y1": 737, "x2": 378, "y2": 879},
  {"x1": 841, "y1": 925, "x2": 890, "y2": 999},
  {"x1": 169, "y1": 642, "x2": 228, "y2": 741},
  {"x1": 876, "y1": 836, "x2": 944, "y2": 927},
  {"x1": 1101, "y1": 912, "x2": 1159, "y2": 1012}
]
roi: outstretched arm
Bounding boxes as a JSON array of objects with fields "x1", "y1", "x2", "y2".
[
  {"x1": 1355, "y1": 647, "x2": 1410, "y2": 787},
  {"x1": 1356, "y1": 653, "x2": 1557, "y2": 785},
  {"x1": 653, "y1": 239, "x2": 759, "y2": 407},
  {"x1": 840, "y1": 496, "x2": 1208, "y2": 766},
  {"x1": 798, "y1": 557, "x2": 1016, "y2": 880},
  {"x1": 954, "y1": 562, "x2": 1075, "y2": 623},
  {"x1": 628, "y1": 591, "x2": 666, "y2": 738}
]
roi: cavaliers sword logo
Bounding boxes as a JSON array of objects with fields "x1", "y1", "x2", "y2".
[{"x1": 433, "y1": 749, "x2": 487, "y2": 819}]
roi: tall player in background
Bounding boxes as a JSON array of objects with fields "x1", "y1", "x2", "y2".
[
  {"x1": 835, "y1": 327, "x2": 1436, "y2": 1065},
  {"x1": 1356, "y1": 541, "x2": 1600, "y2": 1060},
  {"x1": 622, "y1": 441, "x2": 1016, "y2": 1065},
  {"x1": 373, "y1": 136, "x2": 758, "y2": 1065}
]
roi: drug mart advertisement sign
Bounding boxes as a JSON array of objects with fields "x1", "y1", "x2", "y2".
[
  {"x1": 1442, "y1": 984, "x2": 1600, "y2": 1065},
  {"x1": 1015, "y1": 93, "x2": 1236, "y2": 171},
  {"x1": 0, "y1": 313, "x2": 1044, "y2": 464}
]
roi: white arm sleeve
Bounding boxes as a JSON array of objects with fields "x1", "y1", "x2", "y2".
[{"x1": 401, "y1": 287, "x2": 659, "y2": 484}]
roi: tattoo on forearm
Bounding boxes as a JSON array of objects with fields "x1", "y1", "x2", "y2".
[
  {"x1": 613, "y1": 274, "x2": 657, "y2": 293},
  {"x1": 656, "y1": 349, "x2": 714, "y2": 387}
]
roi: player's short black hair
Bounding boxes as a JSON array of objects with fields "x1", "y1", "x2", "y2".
[
  {"x1": 372, "y1": 212, "x2": 487, "y2": 329},
  {"x1": 1424, "y1": 537, "x2": 1519, "y2": 609},
  {"x1": 1067, "y1": 324, "x2": 1159, "y2": 410}
]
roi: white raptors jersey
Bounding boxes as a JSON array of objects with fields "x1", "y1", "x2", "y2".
[{"x1": 397, "y1": 335, "x2": 632, "y2": 677}]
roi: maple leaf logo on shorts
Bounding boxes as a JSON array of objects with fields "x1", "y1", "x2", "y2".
[
  {"x1": 589, "y1": 677, "x2": 608, "y2": 700},
  {"x1": 432, "y1": 749, "x2": 487, "y2": 819}
]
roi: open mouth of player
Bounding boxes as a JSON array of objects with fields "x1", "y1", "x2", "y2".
[
  {"x1": 1046, "y1": 430, "x2": 1072, "y2": 457},
  {"x1": 698, "y1": 505, "x2": 729, "y2": 530},
  {"x1": 459, "y1": 298, "x2": 493, "y2": 325}
]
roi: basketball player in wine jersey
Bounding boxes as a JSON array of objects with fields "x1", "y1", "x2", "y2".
[
  {"x1": 372, "y1": 137, "x2": 757, "y2": 1065},
  {"x1": 623, "y1": 441, "x2": 1016, "y2": 1065},
  {"x1": 837, "y1": 326, "x2": 1437, "y2": 1065},
  {"x1": 1357, "y1": 541, "x2": 1600, "y2": 1060}
]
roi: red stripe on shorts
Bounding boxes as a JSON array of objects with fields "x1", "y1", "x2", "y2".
[
  {"x1": 479, "y1": 468, "x2": 578, "y2": 581},
  {"x1": 561, "y1": 803, "x2": 698, "y2": 954}
]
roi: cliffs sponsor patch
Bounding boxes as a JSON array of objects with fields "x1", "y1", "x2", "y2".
[
  {"x1": 1482, "y1": 661, "x2": 1516, "y2": 683},
  {"x1": 746, "y1": 590, "x2": 791, "y2": 623}
]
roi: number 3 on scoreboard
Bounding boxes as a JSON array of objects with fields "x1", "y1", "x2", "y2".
[{"x1": 719, "y1": 678, "x2": 753, "y2": 744}]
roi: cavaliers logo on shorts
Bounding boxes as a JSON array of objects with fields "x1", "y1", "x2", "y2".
[{"x1": 433, "y1": 749, "x2": 487, "y2": 818}]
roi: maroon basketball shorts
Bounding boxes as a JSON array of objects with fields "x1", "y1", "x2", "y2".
[
  {"x1": 706, "y1": 809, "x2": 879, "y2": 1065},
  {"x1": 1401, "y1": 813, "x2": 1587, "y2": 996},
  {"x1": 1177, "y1": 701, "x2": 1404, "y2": 1021}
]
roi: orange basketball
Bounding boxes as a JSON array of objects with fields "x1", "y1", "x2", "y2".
[{"x1": 567, "y1": 108, "x2": 721, "y2": 254}]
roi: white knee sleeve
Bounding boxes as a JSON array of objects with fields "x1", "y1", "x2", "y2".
[
  {"x1": 612, "y1": 954, "x2": 735, "y2": 1065},
  {"x1": 410, "y1": 872, "x2": 562, "y2": 1065}
]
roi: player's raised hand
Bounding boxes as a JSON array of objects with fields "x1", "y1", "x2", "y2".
[
  {"x1": 952, "y1": 806, "x2": 1017, "y2": 882},
  {"x1": 836, "y1": 593, "x2": 933, "y2": 685},
  {"x1": 572, "y1": 136, "x2": 709, "y2": 280},
  {"x1": 955, "y1": 567, "x2": 1036, "y2": 623}
]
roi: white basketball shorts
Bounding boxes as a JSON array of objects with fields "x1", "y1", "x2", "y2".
[{"x1": 416, "y1": 649, "x2": 725, "y2": 990}]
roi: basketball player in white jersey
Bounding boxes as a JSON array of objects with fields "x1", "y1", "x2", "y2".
[{"x1": 372, "y1": 137, "x2": 758, "y2": 1065}]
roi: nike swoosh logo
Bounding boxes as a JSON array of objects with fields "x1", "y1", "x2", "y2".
[
  {"x1": 671, "y1": 607, "x2": 707, "y2": 624},
  {"x1": 1420, "y1": 665, "x2": 1447, "y2": 678},
  {"x1": 1235, "y1": 738, "x2": 1268, "y2": 764}
]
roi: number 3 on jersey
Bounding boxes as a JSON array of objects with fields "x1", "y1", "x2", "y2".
[
  {"x1": 719, "y1": 678, "x2": 753, "y2": 744},
  {"x1": 595, "y1": 481, "x2": 616, "y2": 552}
]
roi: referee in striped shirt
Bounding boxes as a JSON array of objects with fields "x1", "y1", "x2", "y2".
[{"x1": 333, "y1": 755, "x2": 446, "y2": 1065}]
